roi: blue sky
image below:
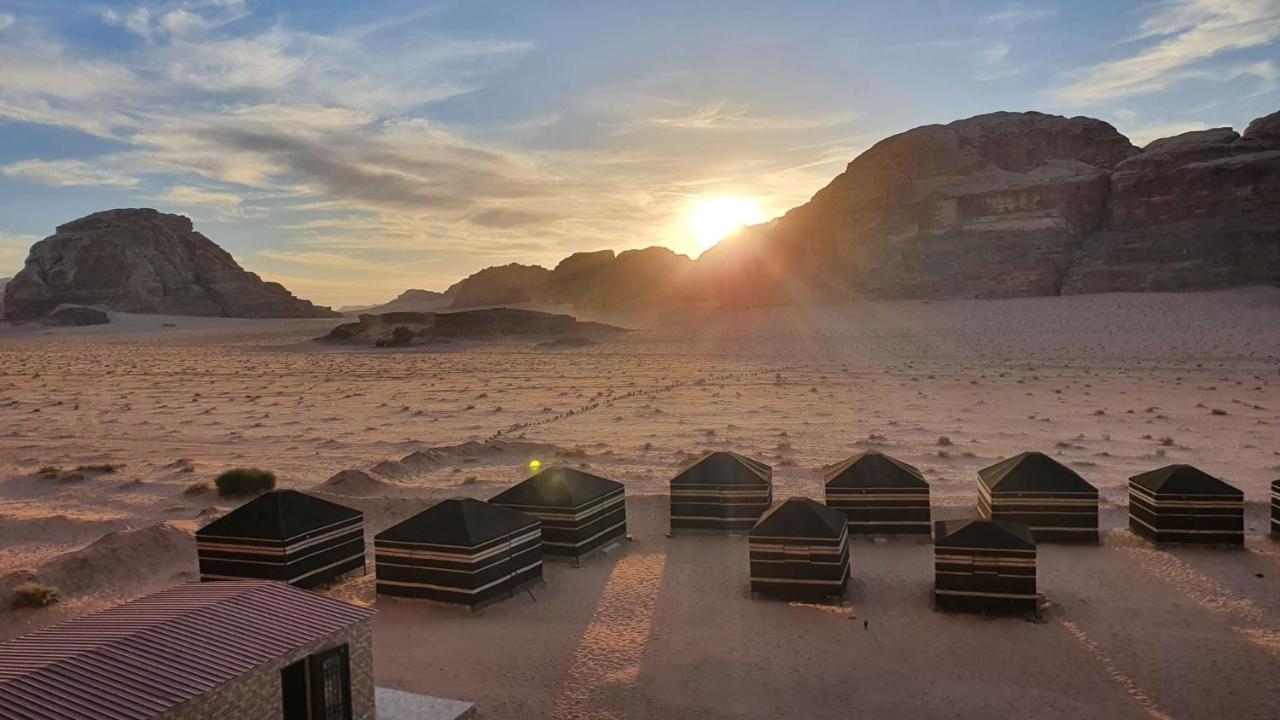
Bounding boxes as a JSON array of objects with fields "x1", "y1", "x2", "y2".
[{"x1": 0, "y1": 0, "x2": 1277, "y2": 305}]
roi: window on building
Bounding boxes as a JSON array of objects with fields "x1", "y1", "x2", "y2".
[{"x1": 281, "y1": 644, "x2": 352, "y2": 720}]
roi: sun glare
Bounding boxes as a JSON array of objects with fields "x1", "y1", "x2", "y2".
[{"x1": 687, "y1": 196, "x2": 764, "y2": 253}]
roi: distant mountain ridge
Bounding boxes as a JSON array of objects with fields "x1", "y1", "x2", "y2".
[
  {"x1": 444, "y1": 109, "x2": 1280, "y2": 311},
  {"x1": 340, "y1": 288, "x2": 448, "y2": 315}
]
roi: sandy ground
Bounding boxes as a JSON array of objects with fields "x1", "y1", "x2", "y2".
[{"x1": 1, "y1": 288, "x2": 1279, "y2": 718}]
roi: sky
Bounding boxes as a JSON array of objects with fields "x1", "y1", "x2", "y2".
[{"x1": 0, "y1": 0, "x2": 1277, "y2": 307}]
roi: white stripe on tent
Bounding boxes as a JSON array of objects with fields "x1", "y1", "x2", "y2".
[
  {"x1": 936, "y1": 589, "x2": 1036, "y2": 600},
  {"x1": 540, "y1": 520, "x2": 628, "y2": 550},
  {"x1": 1129, "y1": 516, "x2": 1242, "y2": 534},
  {"x1": 202, "y1": 551, "x2": 364, "y2": 585},
  {"x1": 377, "y1": 560, "x2": 543, "y2": 595}
]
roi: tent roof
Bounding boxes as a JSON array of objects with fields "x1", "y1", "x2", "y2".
[
  {"x1": 197, "y1": 490, "x2": 360, "y2": 541},
  {"x1": 490, "y1": 466, "x2": 622, "y2": 508},
  {"x1": 978, "y1": 451, "x2": 1095, "y2": 493},
  {"x1": 751, "y1": 497, "x2": 846, "y2": 539},
  {"x1": 375, "y1": 497, "x2": 537, "y2": 546},
  {"x1": 671, "y1": 451, "x2": 771, "y2": 487},
  {"x1": 823, "y1": 450, "x2": 927, "y2": 489},
  {"x1": 1129, "y1": 464, "x2": 1242, "y2": 496},
  {"x1": 934, "y1": 518, "x2": 1035, "y2": 550}
]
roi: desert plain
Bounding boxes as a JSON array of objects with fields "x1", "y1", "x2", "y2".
[{"x1": 2, "y1": 288, "x2": 1279, "y2": 719}]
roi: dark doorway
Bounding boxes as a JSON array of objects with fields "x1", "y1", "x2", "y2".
[{"x1": 281, "y1": 659, "x2": 308, "y2": 720}]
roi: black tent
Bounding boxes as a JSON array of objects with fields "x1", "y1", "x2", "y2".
[
  {"x1": 748, "y1": 497, "x2": 849, "y2": 601},
  {"x1": 196, "y1": 490, "x2": 365, "y2": 588},
  {"x1": 1272, "y1": 479, "x2": 1279, "y2": 539},
  {"x1": 490, "y1": 466, "x2": 626, "y2": 561},
  {"x1": 978, "y1": 451, "x2": 1099, "y2": 543},
  {"x1": 670, "y1": 451, "x2": 772, "y2": 532},
  {"x1": 934, "y1": 518, "x2": 1037, "y2": 613},
  {"x1": 824, "y1": 451, "x2": 931, "y2": 534},
  {"x1": 374, "y1": 498, "x2": 542, "y2": 607},
  {"x1": 1129, "y1": 464, "x2": 1244, "y2": 545}
]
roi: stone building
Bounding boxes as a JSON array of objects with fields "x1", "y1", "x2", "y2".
[{"x1": 0, "y1": 581, "x2": 376, "y2": 720}]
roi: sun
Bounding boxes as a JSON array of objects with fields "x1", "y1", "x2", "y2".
[{"x1": 686, "y1": 196, "x2": 765, "y2": 253}]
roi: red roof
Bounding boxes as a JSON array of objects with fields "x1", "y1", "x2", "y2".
[{"x1": 0, "y1": 581, "x2": 374, "y2": 720}]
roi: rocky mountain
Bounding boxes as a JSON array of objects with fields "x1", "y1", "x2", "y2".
[
  {"x1": 445, "y1": 263, "x2": 553, "y2": 308},
  {"x1": 446, "y1": 247, "x2": 696, "y2": 311},
  {"x1": 3, "y1": 209, "x2": 338, "y2": 320},
  {"x1": 341, "y1": 288, "x2": 449, "y2": 315},
  {"x1": 0, "y1": 277, "x2": 8, "y2": 317},
  {"x1": 319, "y1": 307, "x2": 624, "y2": 346},
  {"x1": 443, "y1": 109, "x2": 1280, "y2": 310}
]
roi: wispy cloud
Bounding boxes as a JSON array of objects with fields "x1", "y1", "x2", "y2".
[
  {"x1": 975, "y1": 42, "x2": 1023, "y2": 80},
  {"x1": 978, "y1": 3, "x2": 1058, "y2": 30},
  {"x1": 1052, "y1": 0, "x2": 1280, "y2": 104},
  {"x1": 1, "y1": 159, "x2": 138, "y2": 188},
  {"x1": 0, "y1": 1, "x2": 871, "y2": 302}
]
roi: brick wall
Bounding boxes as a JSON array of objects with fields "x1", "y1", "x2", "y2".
[{"x1": 157, "y1": 617, "x2": 375, "y2": 720}]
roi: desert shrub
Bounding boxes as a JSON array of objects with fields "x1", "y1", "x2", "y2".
[
  {"x1": 36, "y1": 466, "x2": 60, "y2": 477},
  {"x1": 214, "y1": 468, "x2": 276, "y2": 497},
  {"x1": 184, "y1": 481, "x2": 212, "y2": 496},
  {"x1": 13, "y1": 581, "x2": 60, "y2": 608},
  {"x1": 75, "y1": 463, "x2": 122, "y2": 473},
  {"x1": 937, "y1": 436, "x2": 953, "y2": 446}
]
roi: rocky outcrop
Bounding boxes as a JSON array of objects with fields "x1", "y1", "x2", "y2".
[
  {"x1": 699, "y1": 111, "x2": 1140, "y2": 301},
  {"x1": 445, "y1": 247, "x2": 697, "y2": 312},
  {"x1": 318, "y1": 307, "x2": 624, "y2": 345},
  {"x1": 438, "y1": 109, "x2": 1280, "y2": 308},
  {"x1": 41, "y1": 305, "x2": 109, "y2": 327},
  {"x1": 1063, "y1": 124, "x2": 1280, "y2": 293},
  {"x1": 445, "y1": 263, "x2": 551, "y2": 308},
  {"x1": 3, "y1": 209, "x2": 339, "y2": 320}
]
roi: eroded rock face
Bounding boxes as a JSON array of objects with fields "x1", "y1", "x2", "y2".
[
  {"x1": 2, "y1": 209, "x2": 339, "y2": 320},
  {"x1": 698, "y1": 111, "x2": 1139, "y2": 301},
  {"x1": 1063, "y1": 122, "x2": 1280, "y2": 293}
]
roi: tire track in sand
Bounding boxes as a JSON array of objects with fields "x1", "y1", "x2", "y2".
[
  {"x1": 552, "y1": 553, "x2": 667, "y2": 720},
  {"x1": 489, "y1": 367, "x2": 786, "y2": 442},
  {"x1": 1111, "y1": 533, "x2": 1280, "y2": 657},
  {"x1": 1055, "y1": 617, "x2": 1174, "y2": 720}
]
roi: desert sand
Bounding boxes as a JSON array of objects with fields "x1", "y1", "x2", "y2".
[{"x1": 2, "y1": 288, "x2": 1279, "y2": 719}]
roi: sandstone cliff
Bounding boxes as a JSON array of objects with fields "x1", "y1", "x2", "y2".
[
  {"x1": 443, "y1": 109, "x2": 1280, "y2": 310},
  {"x1": 3, "y1": 209, "x2": 338, "y2": 320}
]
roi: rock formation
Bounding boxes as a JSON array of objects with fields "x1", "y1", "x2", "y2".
[
  {"x1": 3, "y1": 209, "x2": 339, "y2": 320},
  {"x1": 445, "y1": 263, "x2": 551, "y2": 308},
  {"x1": 318, "y1": 307, "x2": 624, "y2": 345},
  {"x1": 342, "y1": 288, "x2": 448, "y2": 315},
  {"x1": 442, "y1": 109, "x2": 1280, "y2": 309},
  {"x1": 1064, "y1": 121, "x2": 1280, "y2": 292}
]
